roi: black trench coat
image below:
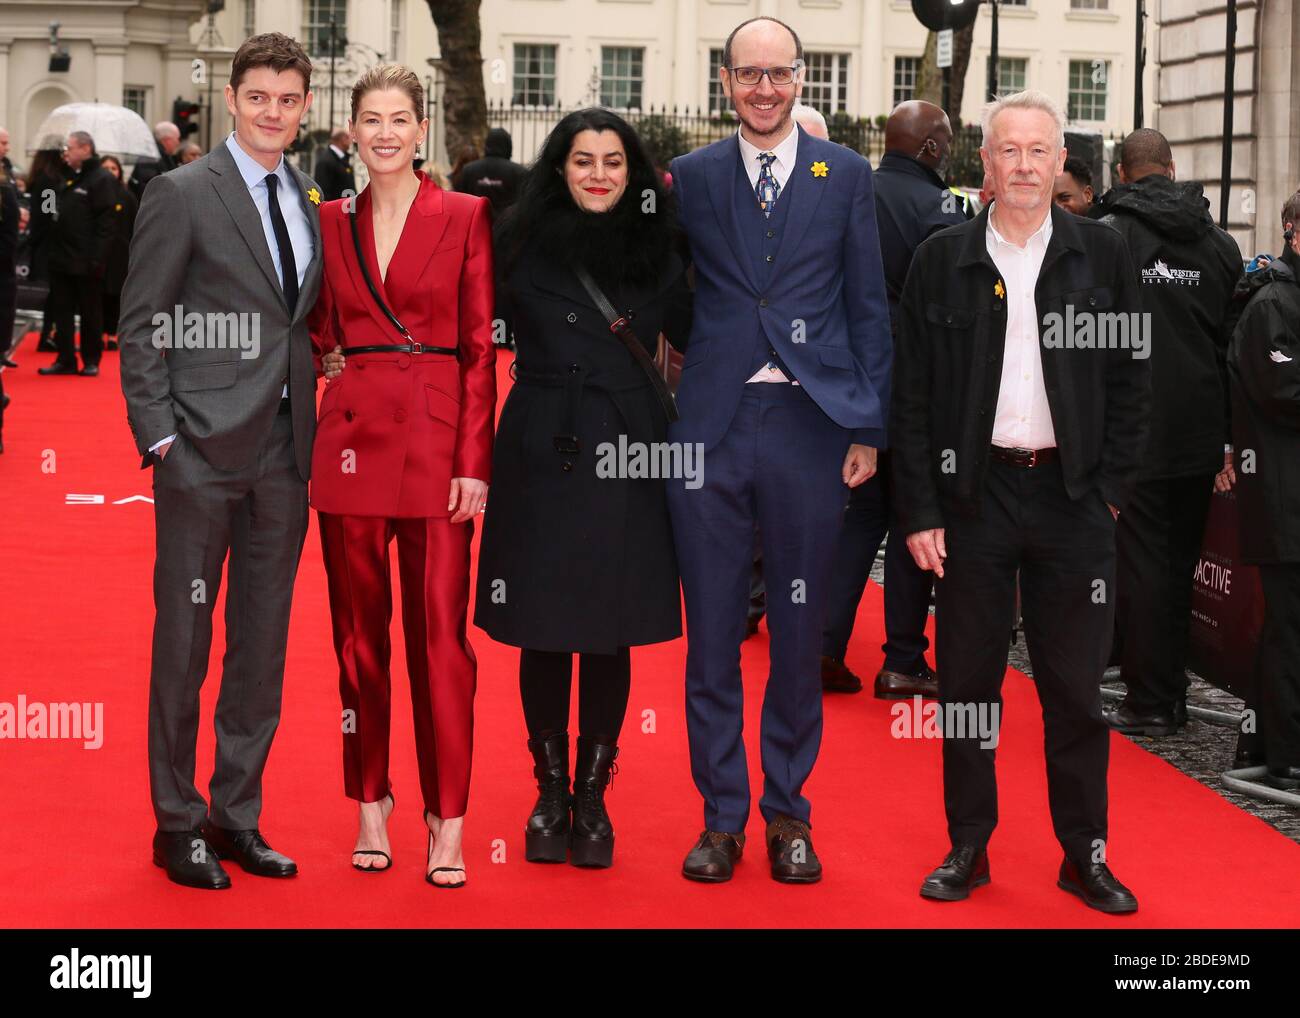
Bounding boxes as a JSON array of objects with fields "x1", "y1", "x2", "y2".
[{"x1": 474, "y1": 244, "x2": 692, "y2": 654}]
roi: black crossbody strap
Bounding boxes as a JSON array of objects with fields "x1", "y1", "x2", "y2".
[
  {"x1": 348, "y1": 199, "x2": 414, "y2": 342},
  {"x1": 573, "y1": 264, "x2": 679, "y2": 423}
]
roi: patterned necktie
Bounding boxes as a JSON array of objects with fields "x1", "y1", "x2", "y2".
[{"x1": 755, "y1": 151, "x2": 780, "y2": 218}]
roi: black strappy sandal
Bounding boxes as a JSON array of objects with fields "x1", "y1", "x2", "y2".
[
  {"x1": 352, "y1": 791, "x2": 395, "y2": 873},
  {"x1": 424, "y1": 808, "x2": 467, "y2": 889}
]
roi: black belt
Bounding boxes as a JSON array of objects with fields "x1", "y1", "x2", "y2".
[
  {"x1": 344, "y1": 343, "x2": 459, "y2": 357},
  {"x1": 989, "y1": 445, "x2": 1058, "y2": 468}
]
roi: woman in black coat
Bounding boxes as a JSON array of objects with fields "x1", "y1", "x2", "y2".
[
  {"x1": 98, "y1": 155, "x2": 138, "y2": 346},
  {"x1": 474, "y1": 108, "x2": 691, "y2": 869}
]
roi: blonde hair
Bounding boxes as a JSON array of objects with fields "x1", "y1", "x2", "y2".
[
  {"x1": 350, "y1": 64, "x2": 426, "y2": 123},
  {"x1": 981, "y1": 89, "x2": 1066, "y2": 149}
]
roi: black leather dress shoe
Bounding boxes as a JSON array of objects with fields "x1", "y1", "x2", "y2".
[
  {"x1": 919, "y1": 844, "x2": 989, "y2": 901},
  {"x1": 37, "y1": 362, "x2": 79, "y2": 376},
  {"x1": 80, "y1": 364, "x2": 99, "y2": 377},
  {"x1": 874, "y1": 664, "x2": 939, "y2": 700},
  {"x1": 1104, "y1": 700, "x2": 1182, "y2": 736},
  {"x1": 1057, "y1": 857, "x2": 1138, "y2": 913},
  {"x1": 152, "y1": 830, "x2": 231, "y2": 890},
  {"x1": 1263, "y1": 766, "x2": 1300, "y2": 790},
  {"x1": 821, "y1": 656, "x2": 863, "y2": 694},
  {"x1": 682, "y1": 830, "x2": 744, "y2": 883},
  {"x1": 766, "y1": 815, "x2": 822, "y2": 883},
  {"x1": 201, "y1": 822, "x2": 298, "y2": 877}
]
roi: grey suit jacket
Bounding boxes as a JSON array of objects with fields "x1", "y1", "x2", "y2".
[{"x1": 119, "y1": 141, "x2": 323, "y2": 480}]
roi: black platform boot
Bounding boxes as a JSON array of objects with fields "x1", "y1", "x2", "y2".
[
  {"x1": 525, "y1": 731, "x2": 571, "y2": 863},
  {"x1": 570, "y1": 736, "x2": 619, "y2": 868}
]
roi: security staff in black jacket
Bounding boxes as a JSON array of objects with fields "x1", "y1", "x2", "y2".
[
  {"x1": 820, "y1": 100, "x2": 969, "y2": 697},
  {"x1": 312, "y1": 129, "x2": 355, "y2": 202},
  {"x1": 38, "y1": 132, "x2": 116, "y2": 376},
  {"x1": 1226, "y1": 192, "x2": 1300, "y2": 791},
  {"x1": 1092, "y1": 130, "x2": 1244, "y2": 737},
  {"x1": 893, "y1": 93, "x2": 1149, "y2": 914},
  {"x1": 0, "y1": 142, "x2": 18, "y2": 450}
]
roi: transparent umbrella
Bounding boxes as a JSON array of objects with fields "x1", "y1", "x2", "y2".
[{"x1": 31, "y1": 102, "x2": 160, "y2": 161}]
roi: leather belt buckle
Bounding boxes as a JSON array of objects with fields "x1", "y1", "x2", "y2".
[
  {"x1": 410, "y1": 342, "x2": 424, "y2": 355},
  {"x1": 553, "y1": 434, "x2": 581, "y2": 455}
]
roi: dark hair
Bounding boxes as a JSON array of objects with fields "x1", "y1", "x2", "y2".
[
  {"x1": 451, "y1": 145, "x2": 479, "y2": 180},
  {"x1": 25, "y1": 149, "x2": 62, "y2": 187},
  {"x1": 1062, "y1": 156, "x2": 1092, "y2": 189},
  {"x1": 230, "y1": 32, "x2": 313, "y2": 93},
  {"x1": 1119, "y1": 127, "x2": 1172, "y2": 175},
  {"x1": 495, "y1": 107, "x2": 678, "y2": 288},
  {"x1": 1282, "y1": 190, "x2": 1300, "y2": 231},
  {"x1": 722, "y1": 16, "x2": 803, "y2": 69},
  {"x1": 101, "y1": 154, "x2": 124, "y2": 178}
]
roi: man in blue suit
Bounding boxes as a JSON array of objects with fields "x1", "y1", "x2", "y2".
[{"x1": 668, "y1": 15, "x2": 892, "y2": 883}]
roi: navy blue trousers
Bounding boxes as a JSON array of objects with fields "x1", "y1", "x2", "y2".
[{"x1": 667, "y1": 384, "x2": 850, "y2": 832}]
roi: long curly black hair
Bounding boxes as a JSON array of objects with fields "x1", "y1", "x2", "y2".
[{"x1": 494, "y1": 107, "x2": 680, "y2": 291}]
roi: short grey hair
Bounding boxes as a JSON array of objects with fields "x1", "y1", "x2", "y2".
[
  {"x1": 154, "y1": 121, "x2": 180, "y2": 140},
  {"x1": 981, "y1": 90, "x2": 1066, "y2": 149},
  {"x1": 792, "y1": 103, "x2": 828, "y2": 138},
  {"x1": 69, "y1": 130, "x2": 95, "y2": 153}
]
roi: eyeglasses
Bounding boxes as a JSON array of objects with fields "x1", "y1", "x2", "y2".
[{"x1": 728, "y1": 65, "x2": 799, "y2": 87}]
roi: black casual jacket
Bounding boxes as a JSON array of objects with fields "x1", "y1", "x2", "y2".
[
  {"x1": 891, "y1": 202, "x2": 1150, "y2": 534},
  {"x1": 312, "y1": 146, "x2": 355, "y2": 203},
  {"x1": 127, "y1": 151, "x2": 177, "y2": 201},
  {"x1": 48, "y1": 156, "x2": 117, "y2": 277},
  {"x1": 872, "y1": 151, "x2": 971, "y2": 329},
  {"x1": 1228, "y1": 246, "x2": 1300, "y2": 564},
  {"x1": 453, "y1": 128, "x2": 525, "y2": 220},
  {"x1": 1091, "y1": 175, "x2": 1243, "y2": 479}
]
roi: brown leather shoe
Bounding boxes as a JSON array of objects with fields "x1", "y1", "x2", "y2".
[
  {"x1": 873, "y1": 663, "x2": 938, "y2": 700},
  {"x1": 682, "y1": 830, "x2": 745, "y2": 883},
  {"x1": 821, "y1": 656, "x2": 863, "y2": 693},
  {"x1": 765, "y1": 814, "x2": 822, "y2": 883}
]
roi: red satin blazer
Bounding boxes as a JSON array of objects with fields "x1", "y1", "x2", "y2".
[{"x1": 308, "y1": 172, "x2": 496, "y2": 517}]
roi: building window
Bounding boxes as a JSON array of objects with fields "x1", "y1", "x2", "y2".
[
  {"x1": 123, "y1": 86, "x2": 148, "y2": 119},
  {"x1": 1068, "y1": 59, "x2": 1109, "y2": 121},
  {"x1": 1071, "y1": 0, "x2": 1108, "y2": 9},
  {"x1": 708, "y1": 48, "x2": 726, "y2": 113},
  {"x1": 893, "y1": 56, "x2": 920, "y2": 107},
  {"x1": 513, "y1": 44, "x2": 557, "y2": 106},
  {"x1": 388, "y1": 0, "x2": 404, "y2": 62},
  {"x1": 304, "y1": 0, "x2": 348, "y2": 59},
  {"x1": 987, "y1": 56, "x2": 1027, "y2": 95},
  {"x1": 1003, "y1": 0, "x2": 1029, "y2": 6},
  {"x1": 803, "y1": 52, "x2": 850, "y2": 115},
  {"x1": 242, "y1": 0, "x2": 256, "y2": 39},
  {"x1": 600, "y1": 46, "x2": 644, "y2": 110}
]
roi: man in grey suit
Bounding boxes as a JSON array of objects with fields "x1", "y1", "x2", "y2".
[{"x1": 119, "y1": 33, "x2": 322, "y2": 890}]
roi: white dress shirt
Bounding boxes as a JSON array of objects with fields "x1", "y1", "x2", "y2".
[
  {"x1": 738, "y1": 125, "x2": 800, "y2": 385},
  {"x1": 149, "y1": 133, "x2": 314, "y2": 453},
  {"x1": 987, "y1": 203, "x2": 1057, "y2": 450}
]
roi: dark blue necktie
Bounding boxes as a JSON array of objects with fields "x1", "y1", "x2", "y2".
[{"x1": 264, "y1": 172, "x2": 298, "y2": 314}]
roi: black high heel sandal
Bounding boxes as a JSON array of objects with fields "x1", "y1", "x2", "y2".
[
  {"x1": 351, "y1": 791, "x2": 395, "y2": 873},
  {"x1": 424, "y1": 808, "x2": 467, "y2": 889}
]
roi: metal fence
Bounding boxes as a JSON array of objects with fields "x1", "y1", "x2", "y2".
[{"x1": 484, "y1": 101, "x2": 988, "y2": 187}]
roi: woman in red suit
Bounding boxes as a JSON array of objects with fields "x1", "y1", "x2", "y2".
[{"x1": 309, "y1": 65, "x2": 496, "y2": 886}]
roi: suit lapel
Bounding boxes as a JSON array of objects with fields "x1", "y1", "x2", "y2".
[
  {"x1": 288, "y1": 163, "x2": 323, "y2": 325},
  {"x1": 706, "y1": 135, "x2": 760, "y2": 293},
  {"x1": 768, "y1": 126, "x2": 828, "y2": 280},
  {"x1": 343, "y1": 186, "x2": 403, "y2": 340},
  {"x1": 382, "y1": 173, "x2": 450, "y2": 320},
  {"x1": 207, "y1": 143, "x2": 286, "y2": 309}
]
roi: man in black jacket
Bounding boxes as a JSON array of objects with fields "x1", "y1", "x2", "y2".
[
  {"x1": 453, "y1": 127, "x2": 524, "y2": 219},
  {"x1": 1093, "y1": 130, "x2": 1243, "y2": 737},
  {"x1": 1226, "y1": 191, "x2": 1300, "y2": 791},
  {"x1": 0, "y1": 127, "x2": 17, "y2": 450},
  {"x1": 312, "y1": 128, "x2": 354, "y2": 202},
  {"x1": 893, "y1": 91, "x2": 1149, "y2": 913},
  {"x1": 820, "y1": 100, "x2": 968, "y2": 697},
  {"x1": 38, "y1": 131, "x2": 116, "y2": 377},
  {"x1": 127, "y1": 121, "x2": 180, "y2": 200}
]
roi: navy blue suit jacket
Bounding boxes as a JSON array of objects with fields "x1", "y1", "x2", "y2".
[{"x1": 668, "y1": 126, "x2": 892, "y2": 451}]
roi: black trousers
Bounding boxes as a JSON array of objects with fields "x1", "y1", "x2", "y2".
[
  {"x1": 49, "y1": 269, "x2": 103, "y2": 368},
  {"x1": 519, "y1": 647, "x2": 631, "y2": 741},
  {"x1": 1115, "y1": 474, "x2": 1215, "y2": 711},
  {"x1": 822, "y1": 453, "x2": 934, "y2": 671},
  {"x1": 1252, "y1": 565, "x2": 1300, "y2": 769},
  {"x1": 936, "y1": 458, "x2": 1115, "y2": 863}
]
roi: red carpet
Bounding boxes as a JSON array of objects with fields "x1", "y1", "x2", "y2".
[{"x1": 1, "y1": 332, "x2": 1298, "y2": 928}]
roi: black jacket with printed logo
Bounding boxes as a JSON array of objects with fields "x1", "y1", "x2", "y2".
[
  {"x1": 48, "y1": 155, "x2": 117, "y2": 277},
  {"x1": 1090, "y1": 174, "x2": 1243, "y2": 478},
  {"x1": 891, "y1": 202, "x2": 1150, "y2": 534}
]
